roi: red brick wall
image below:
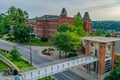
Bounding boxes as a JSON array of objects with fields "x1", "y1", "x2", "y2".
[
  {"x1": 84, "y1": 40, "x2": 89, "y2": 56},
  {"x1": 84, "y1": 40, "x2": 89, "y2": 69},
  {"x1": 58, "y1": 17, "x2": 74, "y2": 26},
  {"x1": 83, "y1": 18, "x2": 92, "y2": 34},
  {"x1": 36, "y1": 16, "x2": 74, "y2": 39},
  {"x1": 112, "y1": 42, "x2": 116, "y2": 69},
  {"x1": 98, "y1": 43, "x2": 106, "y2": 75},
  {"x1": 34, "y1": 14, "x2": 91, "y2": 39}
]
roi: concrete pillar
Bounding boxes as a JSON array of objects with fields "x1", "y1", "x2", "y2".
[
  {"x1": 98, "y1": 43, "x2": 106, "y2": 75},
  {"x1": 84, "y1": 40, "x2": 89, "y2": 70},
  {"x1": 112, "y1": 42, "x2": 116, "y2": 69},
  {"x1": 84, "y1": 40, "x2": 89, "y2": 56}
]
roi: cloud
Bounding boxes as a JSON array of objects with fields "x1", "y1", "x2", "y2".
[{"x1": 0, "y1": 0, "x2": 120, "y2": 20}]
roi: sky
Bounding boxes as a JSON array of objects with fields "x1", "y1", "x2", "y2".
[{"x1": 0, "y1": 0, "x2": 120, "y2": 20}]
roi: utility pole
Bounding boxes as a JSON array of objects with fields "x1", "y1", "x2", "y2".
[{"x1": 30, "y1": 33, "x2": 32, "y2": 65}]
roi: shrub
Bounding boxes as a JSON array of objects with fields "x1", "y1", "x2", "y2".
[
  {"x1": 10, "y1": 46, "x2": 21, "y2": 61},
  {"x1": 31, "y1": 34, "x2": 36, "y2": 38},
  {"x1": 41, "y1": 36, "x2": 48, "y2": 42}
]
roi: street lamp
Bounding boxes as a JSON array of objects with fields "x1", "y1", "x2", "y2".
[{"x1": 29, "y1": 33, "x2": 32, "y2": 65}]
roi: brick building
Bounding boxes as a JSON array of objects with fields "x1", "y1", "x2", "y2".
[
  {"x1": 83, "y1": 12, "x2": 92, "y2": 34},
  {"x1": 29, "y1": 8, "x2": 92, "y2": 39},
  {"x1": 83, "y1": 37, "x2": 120, "y2": 80}
]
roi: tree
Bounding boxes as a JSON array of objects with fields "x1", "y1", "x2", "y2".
[
  {"x1": 13, "y1": 26, "x2": 33, "y2": 42},
  {"x1": 94, "y1": 30, "x2": 103, "y2": 36},
  {"x1": 71, "y1": 27, "x2": 86, "y2": 37},
  {"x1": 74, "y1": 12, "x2": 84, "y2": 27},
  {"x1": 104, "y1": 55, "x2": 120, "y2": 80},
  {"x1": 57, "y1": 23, "x2": 86, "y2": 37},
  {"x1": 53, "y1": 31, "x2": 82, "y2": 58},
  {"x1": 10, "y1": 46, "x2": 21, "y2": 60},
  {"x1": 0, "y1": 13, "x2": 10, "y2": 35},
  {"x1": 105, "y1": 32, "x2": 111, "y2": 37},
  {"x1": 7, "y1": 6, "x2": 28, "y2": 26},
  {"x1": 57, "y1": 23, "x2": 72, "y2": 32}
]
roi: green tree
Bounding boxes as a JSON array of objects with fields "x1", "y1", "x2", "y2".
[
  {"x1": 57, "y1": 23, "x2": 72, "y2": 32},
  {"x1": 71, "y1": 27, "x2": 86, "y2": 37},
  {"x1": 94, "y1": 30, "x2": 103, "y2": 36},
  {"x1": 57, "y1": 23, "x2": 86, "y2": 37},
  {"x1": 7, "y1": 6, "x2": 28, "y2": 26},
  {"x1": 105, "y1": 32, "x2": 111, "y2": 37},
  {"x1": 74, "y1": 12, "x2": 84, "y2": 27},
  {"x1": 0, "y1": 13, "x2": 10, "y2": 35},
  {"x1": 10, "y1": 46, "x2": 21, "y2": 60},
  {"x1": 53, "y1": 31, "x2": 81, "y2": 58},
  {"x1": 104, "y1": 55, "x2": 120, "y2": 80},
  {"x1": 13, "y1": 26, "x2": 33, "y2": 42},
  {"x1": 115, "y1": 54, "x2": 120, "y2": 67}
]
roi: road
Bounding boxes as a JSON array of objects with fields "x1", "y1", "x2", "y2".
[
  {"x1": 0, "y1": 40, "x2": 84, "y2": 80},
  {"x1": 116, "y1": 41, "x2": 120, "y2": 54}
]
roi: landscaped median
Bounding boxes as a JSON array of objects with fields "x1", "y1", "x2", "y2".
[
  {"x1": 0, "y1": 50, "x2": 35, "y2": 73},
  {"x1": 0, "y1": 50, "x2": 56, "y2": 80}
]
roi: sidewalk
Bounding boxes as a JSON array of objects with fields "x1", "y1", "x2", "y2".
[
  {"x1": 0, "y1": 73, "x2": 14, "y2": 80},
  {"x1": 70, "y1": 67, "x2": 96, "y2": 80},
  {"x1": 0, "y1": 73, "x2": 22, "y2": 80}
]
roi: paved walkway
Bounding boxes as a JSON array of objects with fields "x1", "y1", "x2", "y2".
[
  {"x1": 0, "y1": 73, "x2": 14, "y2": 80},
  {"x1": 70, "y1": 67, "x2": 96, "y2": 80},
  {"x1": 0, "y1": 73, "x2": 23, "y2": 80}
]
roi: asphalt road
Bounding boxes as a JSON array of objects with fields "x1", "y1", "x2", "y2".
[
  {"x1": 116, "y1": 41, "x2": 120, "y2": 54},
  {"x1": 0, "y1": 40, "x2": 84, "y2": 80}
]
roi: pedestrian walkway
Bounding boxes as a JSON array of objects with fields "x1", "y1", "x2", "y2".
[
  {"x1": 70, "y1": 67, "x2": 96, "y2": 80},
  {"x1": 0, "y1": 73, "x2": 14, "y2": 80},
  {"x1": 0, "y1": 73, "x2": 22, "y2": 80}
]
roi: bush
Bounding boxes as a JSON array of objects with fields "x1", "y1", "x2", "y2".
[
  {"x1": 68, "y1": 52, "x2": 77, "y2": 57},
  {"x1": 0, "y1": 35, "x2": 3, "y2": 38},
  {"x1": 41, "y1": 36, "x2": 48, "y2": 42},
  {"x1": 10, "y1": 46, "x2": 21, "y2": 61},
  {"x1": 31, "y1": 34, "x2": 36, "y2": 38}
]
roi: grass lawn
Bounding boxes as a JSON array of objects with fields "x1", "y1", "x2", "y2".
[
  {"x1": 38, "y1": 76, "x2": 55, "y2": 80},
  {"x1": 0, "y1": 60, "x2": 10, "y2": 72},
  {"x1": 0, "y1": 35, "x2": 52, "y2": 46},
  {"x1": 0, "y1": 51, "x2": 35, "y2": 72},
  {"x1": 23, "y1": 38, "x2": 52, "y2": 46}
]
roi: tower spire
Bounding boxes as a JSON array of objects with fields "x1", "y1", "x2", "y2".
[
  {"x1": 60, "y1": 7, "x2": 67, "y2": 17},
  {"x1": 83, "y1": 12, "x2": 90, "y2": 19},
  {"x1": 83, "y1": 12, "x2": 92, "y2": 34}
]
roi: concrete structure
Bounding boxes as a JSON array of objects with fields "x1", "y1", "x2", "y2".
[
  {"x1": 28, "y1": 8, "x2": 92, "y2": 39},
  {"x1": 1, "y1": 37, "x2": 119, "y2": 80},
  {"x1": 82, "y1": 36, "x2": 120, "y2": 80},
  {"x1": 21, "y1": 56, "x2": 97, "y2": 80}
]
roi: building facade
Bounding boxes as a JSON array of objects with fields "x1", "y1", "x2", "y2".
[
  {"x1": 82, "y1": 37, "x2": 120, "y2": 80},
  {"x1": 29, "y1": 8, "x2": 92, "y2": 39},
  {"x1": 83, "y1": 12, "x2": 92, "y2": 34}
]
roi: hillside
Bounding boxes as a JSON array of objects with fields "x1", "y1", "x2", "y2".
[{"x1": 92, "y1": 21, "x2": 120, "y2": 31}]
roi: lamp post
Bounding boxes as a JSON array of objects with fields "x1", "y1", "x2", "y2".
[{"x1": 29, "y1": 33, "x2": 32, "y2": 65}]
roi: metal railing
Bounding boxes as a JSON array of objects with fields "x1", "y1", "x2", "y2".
[{"x1": 21, "y1": 56, "x2": 98, "y2": 80}]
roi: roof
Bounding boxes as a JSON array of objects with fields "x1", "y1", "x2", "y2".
[
  {"x1": 28, "y1": 19, "x2": 36, "y2": 24},
  {"x1": 61, "y1": 7, "x2": 67, "y2": 15},
  {"x1": 82, "y1": 36, "x2": 120, "y2": 43},
  {"x1": 38, "y1": 15, "x2": 59, "y2": 20},
  {"x1": 83, "y1": 12, "x2": 90, "y2": 19}
]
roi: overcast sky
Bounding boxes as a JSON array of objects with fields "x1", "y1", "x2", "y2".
[{"x1": 0, "y1": 0, "x2": 120, "y2": 20}]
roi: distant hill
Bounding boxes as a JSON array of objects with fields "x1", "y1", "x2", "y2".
[{"x1": 92, "y1": 21, "x2": 120, "y2": 31}]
